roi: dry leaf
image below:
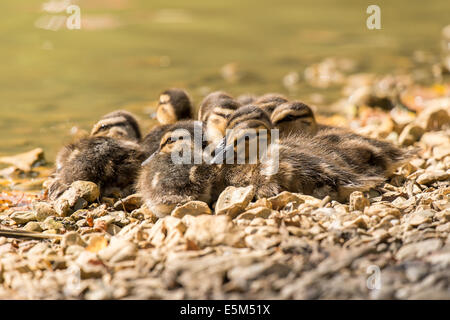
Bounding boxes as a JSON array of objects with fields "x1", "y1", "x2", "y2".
[{"x1": 85, "y1": 236, "x2": 108, "y2": 253}]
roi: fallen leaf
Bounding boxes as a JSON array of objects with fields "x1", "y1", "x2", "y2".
[{"x1": 85, "y1": 236, "x2": 108, "y2": 253}]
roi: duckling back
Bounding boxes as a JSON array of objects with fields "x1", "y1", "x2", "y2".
[{"x1": 314, "y1": 127, "x2": 413, "y2": 176}]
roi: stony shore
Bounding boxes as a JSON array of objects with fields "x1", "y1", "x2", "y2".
[{"x1": 0, "y1": 88, "x2": 449, "y2": 299}]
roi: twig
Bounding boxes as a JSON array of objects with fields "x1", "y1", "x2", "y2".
[{"x1": 0, "y1": 228, "x2": 62, "y2": 240}]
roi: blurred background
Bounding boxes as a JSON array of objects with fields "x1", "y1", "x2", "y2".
[{"x1": 0, "y1": 0, "x2": 449, "y2": 160}]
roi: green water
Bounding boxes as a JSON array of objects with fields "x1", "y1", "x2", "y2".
[{"x1": 0, "y1": 0, "x2": 448, "y2": 161}]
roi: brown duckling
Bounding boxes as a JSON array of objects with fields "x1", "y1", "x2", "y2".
[
  {"x1": 254, "y1": 93, "x2": 288, "y2": 117},
  {"x1": 198, "y1": 91, "x2": 241, "y2": 146},
  {"x1": 211, "y1": 105, "x2": 408, "y2": 201},
  {"x1": 48, "y1": 111, "x2": 145, "y2": 200},
  {"x1": 314, "y1": 127, "x2": 414, "y2": 177},
  {"x1": 270, "y1": 101, "x2": 318, "y2": 137},
  {"x1": 156, "y1": 88, "x2": 192, "y2": 125},
  {"x1": 141, "y1": 89, "x2": 193, "y2": 155},
  {"x1": 90, "y1": 110, "x2": 142, "y2": 142},
  {"x1": 137, "y1": 120, "x2": 219, "y2": 218}
]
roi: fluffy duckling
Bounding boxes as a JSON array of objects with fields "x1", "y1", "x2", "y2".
[
  {"x1": 254, "y1": 93, "x2": 288, "y2": 117},
  {"x1": 137, "y1": 120, "x2": 219, "y2": 218},
  {"x1": 141, "y1": 89, "x2": 193, "y2": 155},
  {"x1": 48, "y1": 111, "x2": 145, "y2": 200},
  {"x1": 198, "y1": 91, "x2": 241, "y2": 146},
  {"x1": 314, "y1": 127, "x2": 413, "y2": 177},
  {"x1": 90, "y1": 110, "x2": 142, "y2": 142},
  {"x1": 269, "y1": 101, "x2": 411, "y2": 176},
  {"x1": 270, "y1": 101, "x2": 318, "y2": 137},
  {"x1": 156, "y1": 88, "x2": 192, "y2": 125},
  {"x1": 211, "y1": 105, "x2": 408, "y2": 201}
]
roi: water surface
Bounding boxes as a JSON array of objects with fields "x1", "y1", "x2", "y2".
[{"x1": 0, "y1": 0, "x2": 448, "y2": 160}]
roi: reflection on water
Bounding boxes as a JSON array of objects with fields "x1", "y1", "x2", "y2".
[{"x1": 0, "y1": 0, "x2": 449, "y2": 160}]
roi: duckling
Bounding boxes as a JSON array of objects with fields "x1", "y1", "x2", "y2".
[
  {"x1": 90, "y1": 110, "x2": 142, "y2": 142},
  {"x1": 141, "y1": 88, "x2": 193, "y2": 155},
  {"x1": 270, "y1": 101, "x2": 318, "y2": 137},
  {"x1": 254, "y1": 93, "x2": 288, "y2": 117},
  {"x1": 48, "y1": 111, "x2": 145, "y2": 200},
  {"x1": 137, "y1": 120, "x2": 219, "y2": 218},
  {"x1": 314, "y1": 127, "x2": 413, "y2": 177},
  {"x1": 271, "y1": 101, "x2": 413, "y2": 176},
  {"x1": 198, "y1": 91, "x2": 241, "y2": 146},
  {"x1": 156, "y1": 88, "x2": 192, "y2": 125},
  {"x1": 211, "y1": 105, "x2": 407, "y2": 201}
]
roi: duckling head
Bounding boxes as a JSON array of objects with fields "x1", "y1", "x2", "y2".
[
  {"x1": 198, "y1": 91, "x2": 240, "y2": 145},
  {"x1": 255, "y1": 93, "x2": 288, "y2": 105},
  {"x1": 156, "y1": 88, "x2": 192, "y2": 125},
  {"x1": 254, "y1": 93, "x2": 288, "y2": 117},
  {"x1": 198, "y1": 91, "x2": 234, "y2": 121},
  {"x1": 211, "y1": 105, "x2": 274, "y2": 164},
  {"x1": 91, "y1": 110, "x2": 142, "y2": 142},
  {"x1": 271, "y1": 101, "x2": 318, "y2": 136},
  {"x1": 138, "y1": 120, "x2": 215, "y2": 218}
]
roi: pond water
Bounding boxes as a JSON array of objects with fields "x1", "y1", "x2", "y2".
[{"x1": 0, "y1": 0, "x2": 449, "y2": 160}]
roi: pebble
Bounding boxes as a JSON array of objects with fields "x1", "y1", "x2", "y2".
[
  {"x1": 23, "y1": 221, "x2": 43, "y2": 232},
  {"x1": 10, "y1": 211, "x2": 37, "y2": 224},
  {"x1": 113, "y1": 194, "x2": 143, "y2": 212},
  {"x1": 98, "y1": 238, "x2": 137, "y2": 263},
  {"x1": 171, "y1": 201, "x2": 212, "y2": 218},
  {"x1": 349, "y1": 191, "x2": 370, "y2": 212},
  {"x1": 33, "y1": 202, "x2": 56, "y2": 221},
  {"x1": 408, "y1": 211, "x2": 433, "y2": 227},
  {"x1": 395, "y1": 239, "x2": 443, "y2": 260},
  {"x1": 215, "y1": 186, "x2": 255, "y2": 218},
  {"x1": 0, "y1": 148, "x2": 45, "y2": 171},
  {"x1": 235, "y1": 207, "x2": 272, "y2": 220},
  {"x1": 62, "y1": 231, "x2": 87, "y2": 248},
  {"x1": 268, "y1": 192, "x2": 305, "y2": 210},
  {"x1": 54, "y1": 181, "x2": 100, "y2": 216},
  {"x1": 416, "y1": 170, "x2": 450, "y2": 185},
  {"x1": 184, "y1": 215, "x2": 244, "y2": 248}
]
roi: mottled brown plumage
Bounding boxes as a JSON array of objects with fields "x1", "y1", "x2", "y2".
[
  {"x1": 48, "y1": 111, "x2": 145, "y2": 200},
  {"x1": 271, "y1": 101, "x2": 318, "y2": 137},
  {"x1": 138, "y1": 121, "x2": 219, "y2": 217},
  {"x1": 198, "y1": 91, "x2": 241, "y2": 145},
  {"x1": 212, "y1": 105, "x2": 410, "y2": 201},
  {"x1": 254, "y1": 93, "x2": 288, "y2": 117},
  {"x1": 141, "y1": 89, "x2": 194, "y2": 156},
  {"x1": 91, "y1": 110, "x2": 142, "y2": 142},
  {"x1": 156, "y1": 88, "x2": 192, "y2": 125}
]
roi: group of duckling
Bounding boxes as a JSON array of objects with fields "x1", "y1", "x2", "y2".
[{"x1": 47, "y1": 89, "x2": 413, "y2": 218}]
